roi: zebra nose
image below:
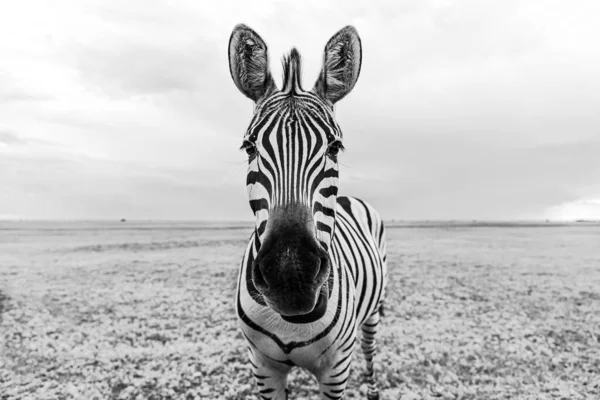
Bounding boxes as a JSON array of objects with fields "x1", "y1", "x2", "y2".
[
  {"x1": 252, "y1": 248, "x2": 329, "y2": 293},
  {"x1": 252, "y1": 253, "x2": 320, "y2": 289}
]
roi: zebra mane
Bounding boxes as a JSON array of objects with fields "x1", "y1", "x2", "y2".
[{"x1": 281, "y1": 48, "x2": 303, "y2": 95}]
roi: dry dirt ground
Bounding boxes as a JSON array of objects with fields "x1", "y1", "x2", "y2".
[{"x1": 1, "y1": 221, "x2": 599, "y2": 399}]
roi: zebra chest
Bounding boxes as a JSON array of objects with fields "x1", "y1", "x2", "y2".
[{"x1": 241, "y1": 320, "x2": 345, "y2": 372}]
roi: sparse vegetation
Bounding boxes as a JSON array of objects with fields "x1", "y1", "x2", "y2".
[{"x1": 1, "y1": 222, "x2": 599, "y2": 399}]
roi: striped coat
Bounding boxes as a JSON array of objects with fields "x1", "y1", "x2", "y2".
[{"x1": 228, "y1": 24, "x2": 387, "y2": 400}]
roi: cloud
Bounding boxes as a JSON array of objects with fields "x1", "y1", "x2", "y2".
[
  {"x1": 0, "y1": 130, "x2": 24, "y2": 145},
  {"x1": 545, "y1": 198, "x2": 600, "y2": 221},
  {"x1": 0, "y1": 72, "x2": 55, "y2": 104},
  {"x1": 0, "y1": 130, "x2": 57, "y2": 149},
  {"x1": 0, "y1": 92, "x2": 54, "y2": 103},
  {"x1": 0, "y1": 152, "x2": 249, "y2": 220},
  {"x1": 339, "y1": 138, "x2": 600, "y2": 219},
  {"x1": 1, "y1": 0, "x2": 599, "y2": 220},
  {"x1": 65, "y1": 37, "x2": 220, "y2": 98}
]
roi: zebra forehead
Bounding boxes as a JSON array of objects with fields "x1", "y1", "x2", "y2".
[
  {"x1": 247, "y1": 96, "x2": 342, "y2": 141},
  {"x1": 246, "y1": 107, "x2": 342, "y2": 143},
  {"x1": 259, "y1": 95, "x2": 332, "y2": 118}
]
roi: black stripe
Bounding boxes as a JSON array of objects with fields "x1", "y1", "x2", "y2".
[
  {"x1": 249, "y1": 199, "x2": 269, "y2": 214},
  {"x1": 316, "y1": 221, "x2": 332, "y2": 235},
  {"x1": 355, "y1": 198, "x2": 373, "y2": 231},
  {"x1": 324, "y1": 168, "x2": 338, "y2": 179},
  {"x1": 313, "y1": 202, "x2": 336, "y2": 218},
  {"x1": 319, "y1": 186, "x2": 338, "y2": 198}
]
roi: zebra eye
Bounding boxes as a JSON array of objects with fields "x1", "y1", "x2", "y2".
[
  {"x1": 327, "y1": 141, "x2": 344, "y2": 158},
  {"x1": 241, "y1": 141, "x2": 257, "y2": 158}
]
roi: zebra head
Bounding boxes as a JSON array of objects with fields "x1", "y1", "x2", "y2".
[{"x1": 229, "y1": 24, "x2": 361, "y2": 322}]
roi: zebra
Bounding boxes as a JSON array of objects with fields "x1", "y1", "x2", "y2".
[{"x1": 228, "y1": 24, "x2": 388, "y2": 400}]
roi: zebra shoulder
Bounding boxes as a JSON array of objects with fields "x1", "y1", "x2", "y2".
[{"x1": 336, "y1": 196, "x2": 383, "y2": 231}]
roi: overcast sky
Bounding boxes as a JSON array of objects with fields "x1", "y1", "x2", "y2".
[{"x1": 1, "y1": 0, "x2": 599, "y2": 221}]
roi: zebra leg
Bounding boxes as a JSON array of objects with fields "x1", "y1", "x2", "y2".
[
  {"x1": 361, "y1": 311, "x2": 381, "y2": 400},
  {"x1": 317, "y1": 345, "x2": 356, "y2": 400},
  {"x1": 248, "y1": 350, "x2": 290, "y2": 400}
]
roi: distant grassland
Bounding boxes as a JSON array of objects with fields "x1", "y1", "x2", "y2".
[{"x1": 1, "y1": 221, "x2": 599, "y2": 399}]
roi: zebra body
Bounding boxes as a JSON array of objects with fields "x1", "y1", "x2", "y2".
[{"x1": 228, "y1": 24, "x2": 387, "y2": 399}]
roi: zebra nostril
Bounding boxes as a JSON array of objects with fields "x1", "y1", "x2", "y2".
[
  {"x1": 309, "y1": 257, "x2": 322, "y2": 281},
  {"x1": 252, "y1": 263, "x2": 268, "y2": 290},
  {"x1": 314, "y1": 256, "x2": 330, "y2": 284}
]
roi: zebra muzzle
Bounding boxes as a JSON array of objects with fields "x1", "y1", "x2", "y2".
[{"x1": 252, "y1": 248, "x2": 330, "y2": 322}]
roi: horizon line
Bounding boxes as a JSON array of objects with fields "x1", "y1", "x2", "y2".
[{"x1": 1, "y1": 218, "x2": 599, "y2": 223}]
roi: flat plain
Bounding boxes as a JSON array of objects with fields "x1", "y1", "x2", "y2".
[{"x1": 1, "y1": 221, "x2": 599, "y2": 399}]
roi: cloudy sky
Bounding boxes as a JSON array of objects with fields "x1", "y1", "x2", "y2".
[{"x1": 1, "y1": 0, "x2": 599, "y2": 221}]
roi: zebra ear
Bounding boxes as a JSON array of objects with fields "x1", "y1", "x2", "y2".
[
  {"x1": 313, "y1": 26, "x2": 362, "y2": 105},
  {"x1": 228, "y1": 24, "x2": 277, "y2": 103}
]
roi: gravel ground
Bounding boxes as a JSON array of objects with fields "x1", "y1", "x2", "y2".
[{"x1": 1, "y1": 221, "x2": 599, "y2": 399}]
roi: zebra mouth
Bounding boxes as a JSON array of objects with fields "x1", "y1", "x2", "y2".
[{"x1": 280, "y1": 283, "x2": 329, "y2": 324}]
